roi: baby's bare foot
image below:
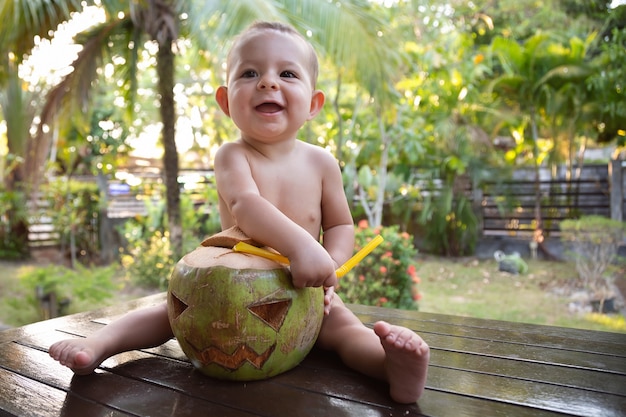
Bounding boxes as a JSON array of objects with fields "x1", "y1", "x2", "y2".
[
  {"x1": 374, "y1": 321, "x2": 430, "y2": 403},
  {"x1": 49, "y1": 338, "x2": 107, "y2": 375}
]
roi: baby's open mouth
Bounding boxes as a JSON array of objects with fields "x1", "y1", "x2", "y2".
[{"x1": 256, "y1": 102, "x2": 284, "y2": 113}]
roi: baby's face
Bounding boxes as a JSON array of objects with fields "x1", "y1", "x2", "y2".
[{"x1": 224, "y1": 30, "x2": 320, "y2": 144}]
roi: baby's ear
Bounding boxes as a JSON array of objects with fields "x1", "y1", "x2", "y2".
[
  {"x1": 215, "y1": 86, "x2": 230, "y2": 116},
  {"x1": 307, "y1": 90, "x2": 325, "y2": 120}
]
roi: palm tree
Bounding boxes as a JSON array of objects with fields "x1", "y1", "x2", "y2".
[
  {"x1": 487, "y1": 33, "x2": 592, "y2": 258},
  {"x1": 14, "y1": 0, "x2": 399, "y2": 259}
]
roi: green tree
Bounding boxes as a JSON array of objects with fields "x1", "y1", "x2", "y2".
[
  {"x1": 586, "y1": 6, "x2": 626, "y2": 146},
  {"x1": 348, "y1": 0, "x2": 495, "y2": 254},
  {"x1": 486, "y1": 33, "x2": 597, "y2": 256}
]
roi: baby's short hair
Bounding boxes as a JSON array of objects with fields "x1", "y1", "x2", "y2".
[{"x1": 227, "y1": 21, "x2": 319, "y2": 87}]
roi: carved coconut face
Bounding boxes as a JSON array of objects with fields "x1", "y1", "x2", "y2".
[{"x1": 167, "y1": 246, "x2": 324, "y2": 381}]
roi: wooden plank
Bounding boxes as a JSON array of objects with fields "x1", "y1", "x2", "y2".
[
  {"x1": 102, "y1": 352, "x2": 421, "y2": 417},
  {"x1": 350, "y1": 304, "x2": 626, "y2": 345},
  {"x1": 427, "y1": 365, "x2": 626, "y2": 417},
  {"x1": 290, "y1": 350, "x2": 565, "y2": 417},
  {"x1": 349, "y1": 305, "x2": 626, "y2": 357},
  {"x1": 430, "y1": 349, "x2": 626, "y2": 396},
  {"x1": 416, "y1": 389, "x2": 566, "y2": 417},
  {"x1": 0, "y1": 357, "x2": 135, "y2": 417},
  {"x1": 399, "y1": 331, "x2": 626, "y2": 374},
  {"x1": 482, "y1": 210, "x2": 611, "y2": 219},
  {"x1": 0, "y1": 342, "x2": 258, "y2": 417}
]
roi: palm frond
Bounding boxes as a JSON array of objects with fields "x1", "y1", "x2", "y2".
[
  {"x1": 0, "y1": 0, "x2": 84, "y2": 60},
  {"x1": 185, "y1": 0, "x2": 400, "y2": 102},
  {"x1": 281, "y1": 0, "x2": 400, "y2": 101},
  {"x1": 31, "y1": 17, "x2": 138, "y2": 189}
]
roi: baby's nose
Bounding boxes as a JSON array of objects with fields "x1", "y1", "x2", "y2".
[{"x1": 257, "y1": 74, "x2": 279, "y2": 90}]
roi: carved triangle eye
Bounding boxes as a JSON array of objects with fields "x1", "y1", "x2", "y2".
[
  {"x1": 169, "y1": 292, "x2": 189, "y2": 319},
  {"x1": 247, "y1": 299, "x2": 292, "y2": 331}
]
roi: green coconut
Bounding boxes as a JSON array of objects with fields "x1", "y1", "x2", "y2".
[{"x1": 167, "y1": 243, "x2": 324, "y2": 381}]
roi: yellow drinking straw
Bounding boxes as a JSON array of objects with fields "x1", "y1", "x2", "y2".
[
  {"x1": 335, "y1": 235, "x2": 384, "y2": 277},
  {"x1": 233, "y1": 234, "x2": 384, "y2": 278},
  {"x1": 232, "y1": 242, "x2": 290, "y2": 265}
]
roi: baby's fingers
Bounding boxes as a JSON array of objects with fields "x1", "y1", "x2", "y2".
[{"x1": 323, "y1": 286, "x2": 335, "y2": 315}]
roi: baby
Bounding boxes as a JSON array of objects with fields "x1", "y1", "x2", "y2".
[{"x1": 49, "y1": 21, "x2": 429, "y2": 404}]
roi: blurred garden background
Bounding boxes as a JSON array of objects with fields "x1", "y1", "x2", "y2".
[{"x1": 0, "y1": 0, "x2": 625, "y2": 333}]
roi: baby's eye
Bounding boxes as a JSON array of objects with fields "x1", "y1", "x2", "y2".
[
  {"x1": 241, "y1": 70, "x2": 258, "y2": 78},
  {"x1": 280, "y1": 71, "x2": 297, "y2": 79}
]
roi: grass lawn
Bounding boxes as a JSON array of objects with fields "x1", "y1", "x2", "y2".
[
  {"x1": 0, "y1": 260, "x2": 160, "y2": 328},
  {"x1": 416, "y1": 256, "x2": 626, "y2": 333},
  {"x1": 1, "y1": 257, "x2": 625, "y2": 334}
]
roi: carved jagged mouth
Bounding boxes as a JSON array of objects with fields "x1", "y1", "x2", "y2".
[{"x1": 191, "y1": 341, "x2": 276, "y2": 371}]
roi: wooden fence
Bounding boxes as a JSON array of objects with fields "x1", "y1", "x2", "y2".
[
  {"x1": 474, "y1": 162, "x2": 625, "y2": 238},
  {"x1": 26, "y1": 163, "x2": 625, "y2": 250},
  {"x1": 26, "y1": 171, "x2": 214, "y2": 249}
]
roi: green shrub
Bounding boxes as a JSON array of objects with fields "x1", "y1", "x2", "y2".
[
  {"x1": 0, "y1": 189, "x2": 29, "y2": 259},
  {"x1": 117, "y1": 196, "x2": 171, "y2": 289},
  {"x1": 7, "y1": 264, "x2": 118, "y2": 323},
  {"x1": 120, "y1": 229, "x2": 175, "y2": 290},
  {"x1": 560, "y1": 215, "x2": 625, "y2": 294},
  {"x1": 37, "y1": 178, "x2": 101, "y2": 263},
  {"x1": 181, "y1": 184, "x2": 222, "y2": 245},
  {"x1": 418, "y1": 186, "x2": 478, "y2": 257},
  {"x1": 335, "y1": 221, "x2": 420, "y2": 309},
  {"x1": 118, "y1": 192, "x2": 219, "y2": 289}
]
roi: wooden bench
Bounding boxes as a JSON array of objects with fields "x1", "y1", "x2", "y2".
[{"x1": 1, "y1": 292, "x2": 624, "y2": 416}]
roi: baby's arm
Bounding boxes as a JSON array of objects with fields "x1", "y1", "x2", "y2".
[
  {"x1": 214, "y1": 142, "x2": 337, "y2": 288},
  {"x1": 317, "y1": 151, "x2": 354, "y2": 313},
  {"x1": 318, "y1": 147, "x2": 355, "y2": 266}
]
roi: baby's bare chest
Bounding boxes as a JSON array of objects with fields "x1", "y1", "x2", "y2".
[{"x1": 252, "y1": 162, "x2": 323, "y2": 232}]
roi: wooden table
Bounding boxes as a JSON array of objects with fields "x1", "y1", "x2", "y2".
[{"x1": 1, "y1": 292, "x2": 624, "y2": 416}]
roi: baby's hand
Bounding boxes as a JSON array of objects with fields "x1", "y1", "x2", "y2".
[
  {"x1": 323, "y1": 286, "x2": 335, "y2": 315},
  {"x1": 288, "y1": 243, "x2": 337, "y2": 289}
]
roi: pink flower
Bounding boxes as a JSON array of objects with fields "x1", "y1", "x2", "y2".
[
  {"x1": 407, "y1": 264, "x2": 416, "y2": 277},
  {"x1": 411, "y1": 288, "x2": 422, "y2": 300},
  {"x1": 358, "y1": 275, "x2": 365, "y2": 282},
  {"x1": 379, "y1": 266, "x2": 387, "y2": 274},
  {"x1": 358, "y1": 219, "x2": 369, "y2": 229}
]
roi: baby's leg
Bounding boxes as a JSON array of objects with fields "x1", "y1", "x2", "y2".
[
  {"x1": 49, "y1": 302, "x2": 172, "y2": 375},
  {"x1": 316, "y1": 297, "x2": 429, "y2": 403}
]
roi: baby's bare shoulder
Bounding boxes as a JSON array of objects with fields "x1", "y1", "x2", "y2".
[
  {"x1": 216, "y1": 141, "x2": 245, "y2": 156},
  {"x1": 299, "y1": 141, "x2": 337, "y2": 165}
]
